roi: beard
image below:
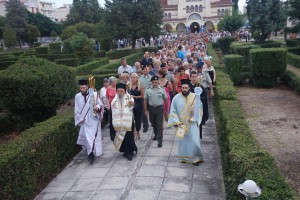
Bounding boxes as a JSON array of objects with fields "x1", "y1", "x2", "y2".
[
  {"x1": 182, "y1": 90, "x2": 190, "y2": 97},
  {"x1": 118, "y1": 93, "x2": 124, "y2": 99}
]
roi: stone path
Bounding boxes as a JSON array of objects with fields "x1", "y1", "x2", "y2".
[{"x1": 35, "y1": 101, "x2": 225, "y2": 200}]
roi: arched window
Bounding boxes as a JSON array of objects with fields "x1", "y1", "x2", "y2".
[
  {"x1": 164, "y1": 13, "x2": 167, "y2": 18},
  {"x1": 186, "y1": 6, "x2": 190, "y2": 13},
  {"x1": 168, "y1": 13, "x2": 171, "y2": 18},
  {"x1": 225, "y1": 8, "x2": 229, "y2": 14},
  {"x1": 221, "y1": 9, "x2": 225, "y2": 15},
  {"x1": 195, "y1": 5, "x2": 198, "y2": 12},
  {"x1": 217, "y1": 9, "x2": 220, "y2": 16},
  {"x1": 188, "y1": 13, "x2": 202, "y2": 20},
  {"x1": 199, "y1": 5, "x2": 203, "y2": 12},
  {"x1": 190, "y1": 5, "x2": 194, "y2": 12}
]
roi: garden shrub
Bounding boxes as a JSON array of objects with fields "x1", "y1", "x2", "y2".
[
  {"x1": 48, "y1": 53, "x2": 76, "y2": 61},
  {"x1": 286, "y1": 39, "x2": 299, "y2": 47},
  {"x1": 212, "y1": 42, "x2": 220, "y2": 49},
  {"x1": 93, "y1": 50, "x2": 106, "y2": 58},
  {"x1": 256, "y1": 40, "x2": 281, "y2": 48},
  {"x1": 49, "y1": 42, "x2": 62, "y2": 50},
  {"x1": 224, "y1": 54, "x2": 243, "y2": 85},
  {"x1": 76, "y1": 57, "x2": 109, "y2": 75},
  {"x1": 0, "y1": 56, "x2": 76, "y2": 126},
  {"x1": 282, "y1": 70, "x2": 300, "y2": 94},
  {"x1": 215, "y1": 85, "x2": 237, "y2": 100},
  {"x1": 35, "y1": 46, "x2": 48, "y2": 55},
  {"x1": 250, "y1": 48, "x2": 287, "y2": 87},
  {"x1": 69, "y1": 33, "x2": 94, "y2": 65},
  {"x1": 55, "y1": 58, "x2": 78, "y2": 67},
  {"x1": 230, "y1": 44, "x2": 261, "y2": 66},
  {"x1": 217, "y1": 36, "x2": 235, "y2": 55},
  {"x1": 287, "y1": 48, "x2": 300, "y2": 56},
  {"x1": 0, "y1": 61, "x2": 17, "y2": 70},
  {"x1": 0, "y1": 110, "x2": 79, "y2": 200},
  {"x1": 106, "y1": 49, "x2": 137, "y2": 59},
  {"x1": 62, "y1": 40, "x2": 74, "y2": 54},
  {"x1": 287, "y1": 52, "x2": 300, "y2": 68}
]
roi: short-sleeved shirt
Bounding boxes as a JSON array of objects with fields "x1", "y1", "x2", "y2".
[
  {"x1": 139, "y1": 75, "x2": 152, "y2": 90},
  {"x1": 144, "y1": 86, "x2": 167, "y2": 107},
  {"x1": 118, "y1": 65, "x2": 132, "y2": 74},
  {"x1": 198, "y1": 71, "x2": 212, "y2": 89},
  {"x1": 165, "y1": 72, "x2": 175, "y2": 83}
]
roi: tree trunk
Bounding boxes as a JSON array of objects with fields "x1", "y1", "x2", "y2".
[{"x1": 131, "y1": 37, "x2": 136, "y2": 50}]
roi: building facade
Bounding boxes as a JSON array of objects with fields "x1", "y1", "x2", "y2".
[{"x1": 160, "y1": 0, "x2": 233, "y2": 33}]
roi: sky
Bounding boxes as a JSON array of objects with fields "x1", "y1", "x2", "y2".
[{"x1": 52, "y1": 0, "x2": 246, "y2": 13}]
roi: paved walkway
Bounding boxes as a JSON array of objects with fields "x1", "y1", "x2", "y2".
[{"x1": 35, "y1": 101, "x2": 225, "y2": 200}]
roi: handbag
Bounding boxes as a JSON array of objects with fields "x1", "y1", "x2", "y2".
[{"x1": 175, "y1": 125, "x2": 186, "y2": 140}]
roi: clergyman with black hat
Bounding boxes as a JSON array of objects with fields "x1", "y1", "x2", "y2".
[
  {"x1": 75, "y1": 78, "x2": 104, "y2": 164},
  {"x1": 144, "y1": 75, "x2": 168, "y2": 147},
  {"x1": 167, "y1": 79, "x2": 204, "y2": 166},
  {"x1": 111, "y1": 82, "x2": 137, "y2": 161}
]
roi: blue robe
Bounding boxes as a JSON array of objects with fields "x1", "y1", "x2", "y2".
[{"x1": 168, "y1": 92, "x2": 203, "y2": 163}]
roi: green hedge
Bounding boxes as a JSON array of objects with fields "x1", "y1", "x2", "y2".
[
  {"x1": 35, "y1": 46, "x2": 48, "y2": 55},
  {"x1": 208, "y1": 44, "x2": 294, "y2": 199},
  {"x1": 230, "y1": 44, "x2": 261, "y2": 66},
  {"x1": 287, "y1": 47, "x2": 300, "y2": 56},
  {"x1": 286, "y1": 39, "x2": 299, "y2": 47},
  {"x1": 93, "y1": 50, "x2": 106, "y2": 58},
  {"x1": 49, "y1": 42, "x2": 62, "y2": 50},
  {"x1": 217, "y1": 100, "x2": 294, "y2": 199},
  {"x1": 218, "y1": 36, "x2": 235, "y2": 55},
  {"x1": 0, "y1": 110, "x2": 79, "y2": 200},
  {"x1": 0, "y1": 56, "x2": 76, "y2": 125},
  {"x1": 224, "y1": 54, "x2": 244, "y2": 85},
  {"x1": 282, "y1": 70, "x2": 300, "y2": 94},
  {"x1": 257, "y1": 40, "x2": 281, "y2": 48},
  {"x1": 287, "y1": 52, "x2": 300, "y2": 68},
  {"x1": 92, "y1": 52, "x2": 143, "y2": 75},
  {"x1": 48, "y1": 53, "x2": 76, "y2": 61},
  {"x1": 76, "y1": 57, "x2": 109, "y2": 75},
  {"x1": 250, "y1": 48, "x2": 287, "y2": 87},
  {"x1": 36, "y1": 54, "x2": 48, "y2": 59},
  {"x1": 55, "y1": 58, "x2": 78, "y2": 67},
  {"x1": 77, "y1": 73, "x2": 117, "y2": 91},
  {"x1": 212, "y1": 42, "x2": 220, "y2": 49},
  {"x1": 106, "y1": 49, "x2": 137, "y2": 59},
  {"x1": 0, "y1": 61, "x2": 16, "y2": 70}
]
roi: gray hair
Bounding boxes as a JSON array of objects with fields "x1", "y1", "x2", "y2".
[{"x1": 108, "y1": 76, "x2": 117, "y2": 84}]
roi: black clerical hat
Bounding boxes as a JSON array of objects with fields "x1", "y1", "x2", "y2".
[
  {"x1": 116, "y1": 82, "x2": 126, "y2": 91},
  {"x1": 78, "y1": 78, "x2": 88, "y2": 85},
  {"x1": 181, "y1": 79, "x2": 191, "y2": 86}
]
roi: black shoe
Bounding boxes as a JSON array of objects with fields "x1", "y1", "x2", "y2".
[
  {"x1": 158, "y1": 143, "x2": 162, "y2": 148},
  {"x1": 135, "y1": 149, "x2": 138, "y2": 154},
  {"x1": 193, "y1": 162, "x2": 200, "y2": 166},
  {"x1": 143, "y1": 129, "x2": 148, "y2": 133},
  {"x1": 127, "y1": 154, "x2": 132, "y2": 161},
  {"x1": 153, "y1": 137, "x2": 157, "y2": 141},
  {"x1": 89, "y1": 152, "x2": 94, "y2": 164}
]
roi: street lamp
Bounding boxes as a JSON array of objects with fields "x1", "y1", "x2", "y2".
[{"x1": 238, "y1": 180, "x2": 262, "y2": 200}]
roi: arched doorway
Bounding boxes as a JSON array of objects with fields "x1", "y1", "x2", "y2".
[
  {"x1": 163, "y1": 24, "x2": 173, "y2": 33},
  {"x1": 190, "y1": 22, "x2": 200, "y2": 33},
  {"x1": 204, "y1": 21, "x2": 214, "y2": 33},
  {"x1": 176, "y1": 23, "x2": 186, "y2": 33}
]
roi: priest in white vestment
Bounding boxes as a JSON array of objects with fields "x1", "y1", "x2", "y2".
[
  {"x1": 168, "y1": 79, "x2": 204, "y2": 166},
  {"x1": 75, "y1": 78, "x2": 103, "y2": 164}
]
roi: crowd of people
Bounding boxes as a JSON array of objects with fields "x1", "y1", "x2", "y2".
[{"x1": 75, "y1": 32, "x2": 217, "y2": 166}]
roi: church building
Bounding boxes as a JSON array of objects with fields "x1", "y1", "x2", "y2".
[{"x1": 160, "y1": 0, "x2": 233, "y2": 33}]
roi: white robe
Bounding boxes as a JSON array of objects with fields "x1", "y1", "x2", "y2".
[{"x1": 75, "y1": 91, "x2": 103, "y2": 156}]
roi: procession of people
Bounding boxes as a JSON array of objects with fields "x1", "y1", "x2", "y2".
[{"x1": 74, "y1": 32, "x2": 216, "y2": 165}]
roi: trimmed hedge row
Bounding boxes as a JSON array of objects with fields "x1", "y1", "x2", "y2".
[
  {"x1": 218, "y1": 36, "x2": 235, "y2": 55},
  {"x1": 208, "y1": 44, "x2": 294, "y2": 199},
  {"x1": 224, "y1": 54, "x2": 243, "y2": 85},
  {"x1": 250, "y1": 48, "x2": 287, "y2": 88},
  {"x1": 0, "y1": 61, "x2": 17, "y2": 70},
  {"x1": 106, "y1": 49, "x2": 137, "y2": 59},
  {"x1": 0, "y1": 110, "x2": 80, "y2": 200},
  {"x1": 257, "y1": 40, "x2": 281, "y2": 48},
  {"x1": 287, "y1": 52, "x2": 300, "y2": 68},
  {"x1": 287, "y1": 47, "x2": 300, "y2": 55},
  {"x1": 282, "y1": 70, "x2": 300, "y2": 94},
  {"x1": 92, "y1": 52, "x2": 143, "y2": 75},
  {"x1": 49, "y1": 42, "x2": 62, "y2": 50},
  {"x1": 48, "y1": 53, "x2": 76, "y2": 61},
  {"x1": 207, "y1": 43, "x2": 222, "y2": 68},
  {"x1": 230, "y1": 44, "x2": 261, "y2": 66},
  {"x1": 76, "y1": 57, "x2": 109, "y2": 75},
  {"x1": 286, "y1": 39, "x2": 300, "y2": 47},
  {"x1": 55, "y1": 58, "x2": 78, "y2": 67},
  {"x1": 35, "y1": 46, "x2": 48, "y2": 55}
]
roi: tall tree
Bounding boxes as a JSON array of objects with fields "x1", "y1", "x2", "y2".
[
  {"x1": 218, "y1": 10, "x2": 244, "y2": 35},
  {"x1": 27, "y1": 12, "x2": 62, "y2": 37},
  {"x1": 64, "y1": 0, "x2": 103, "y2": 26},
  {"x1": 105, "y1": 0, "x2": 163, "y2": 49},
  {"x1": 232, "y1": 0, "x2": 239, "y2": 11},
  {"x1": 3, "y1": 25, "x2": 16, "y2": 49},
  {"x1": 247, "y1": 0, "x2": 287, "y2": 43},
  {"x1": 5, "y1": 0, "x2": 28, "y2": 45},
  {"x1": 286, "y1": 0, "x2": 300, "y2": 33},
  {"x1": 24, "y1": 24, "x2": 40, "y2": 47},
  {"x1": 0, "y1": 16, "x2": 6, "y2": 40}
]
